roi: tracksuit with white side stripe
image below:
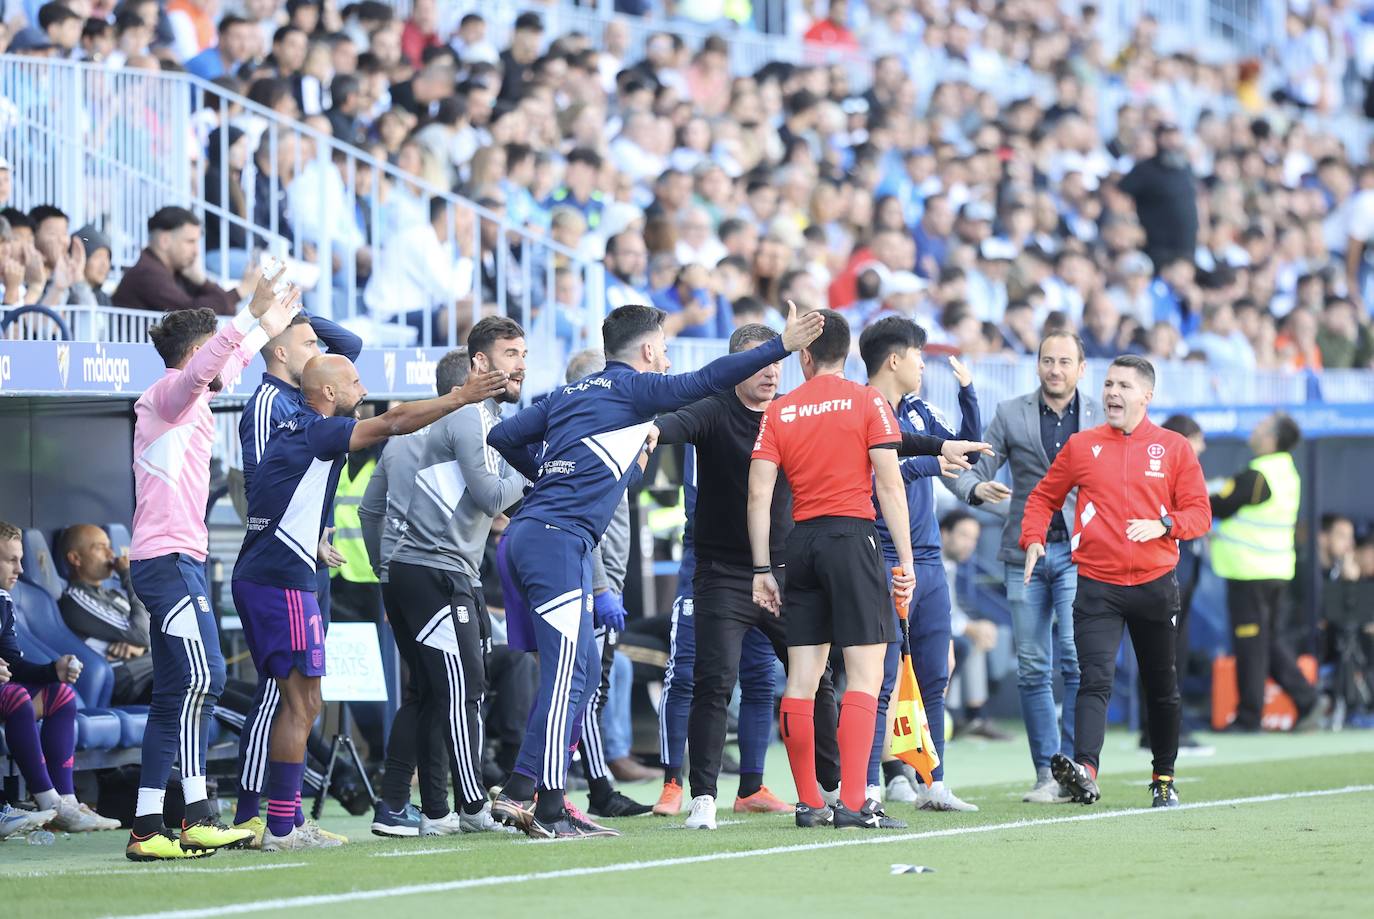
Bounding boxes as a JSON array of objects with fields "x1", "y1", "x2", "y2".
[
  {"x1": 488, "y1": 336, "x2": 792, "y2": 821},
  {"x1": 389, "y1": 399, "x2": 527, "y2": 816}
]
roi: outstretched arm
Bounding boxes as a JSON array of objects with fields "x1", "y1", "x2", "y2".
[{"x1": 349, "y1": 371, "x2": 507, "y2": 452}]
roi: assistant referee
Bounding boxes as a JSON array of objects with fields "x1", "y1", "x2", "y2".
[
  {"x1": 749, "y1": 309, "x2": 917, "y2": 830},
  {"x1": 1020, "y1": 355, "x2": 1211, "y2": 808}
]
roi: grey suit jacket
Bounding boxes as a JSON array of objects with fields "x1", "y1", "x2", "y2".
[{"x1": 952, "y1": 389, "x2": 1100, "y2": 563}]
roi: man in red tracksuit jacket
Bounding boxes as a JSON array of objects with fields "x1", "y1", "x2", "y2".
[{"x1": 1020, "y1": 355, "x2": 1210, "y2": 809}]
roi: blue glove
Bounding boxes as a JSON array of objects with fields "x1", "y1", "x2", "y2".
[{"x1": 593, "y1": 591, "x2": 627, "y2": 632}]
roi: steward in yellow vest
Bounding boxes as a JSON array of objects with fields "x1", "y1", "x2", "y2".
[{"x1": 1208, "y1": 412, "x2": 1318, "y2": 732}]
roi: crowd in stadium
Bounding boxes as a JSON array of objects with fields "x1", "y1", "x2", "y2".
[
  {"x1": 2, "y1": 0, "x2": 1374, "y2": 367},
  {"x1": 3, "y1": 0, "x2": 1374, "y2": 859}
]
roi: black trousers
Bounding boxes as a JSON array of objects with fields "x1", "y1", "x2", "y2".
[
  {"x1": 1227, "y1": 579, "x2": 1316, "y2": 729},
  {"x1": 1073, "y1": 572, "x2": 1181, "y2": 777},
  {"x1": 377, "y1": 579, "x2": 445, "y2": 815},
  {"x1": 385, "y1": 562, "x2": 490, "y2": 816},
  {"x1": 1138, "y1": 573, "x2": 1196, "y2": 734},
  {"x1": 687, "y1": 559, "x2": 841, "y2": 800}
]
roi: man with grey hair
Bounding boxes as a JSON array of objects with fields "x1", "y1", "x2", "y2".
[{"x1": 358, "y1": 346, "x2": 467, "y2": 838}]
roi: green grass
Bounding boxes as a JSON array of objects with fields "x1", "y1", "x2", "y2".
[{"x1": 3, "y1": 728, "x2": 1372, "y2": 919}]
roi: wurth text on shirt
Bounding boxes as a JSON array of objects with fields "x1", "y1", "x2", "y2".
[{"x1": 778, "y1": 398, "x2": 854, "y2": 422}]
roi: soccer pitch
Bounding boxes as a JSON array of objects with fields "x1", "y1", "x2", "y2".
[{"x1": 3, "y1": 729, "x2": 1371, "y2": 919}]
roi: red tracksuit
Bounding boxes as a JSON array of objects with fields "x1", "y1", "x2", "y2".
[
  {"x1": 1019, "y1": 415, "x2": 1212, "y2": 780},
  {"x1": 1019, "y1": 416, "x2": 1211, "y2": 585}
]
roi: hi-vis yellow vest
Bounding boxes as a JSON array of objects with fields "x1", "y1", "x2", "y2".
[
  {"x1": 1210, "y1": 451, "x2": 1299, "y2": 581},
  {"x1": 332, "y1": 458, "x2": 379, "y2": 584}
]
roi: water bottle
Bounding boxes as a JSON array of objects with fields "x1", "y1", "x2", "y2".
[{"x1": 27, "y1": 829, "x2": 55, "y2": 846}]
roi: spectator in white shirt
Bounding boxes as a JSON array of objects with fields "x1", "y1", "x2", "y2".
[{"x1": 363, "y1": 197, "x2": 473, "y2": 343}]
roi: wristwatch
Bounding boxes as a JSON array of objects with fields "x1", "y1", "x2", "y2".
[{"x1": 1160, "y1": 514, "x2": 1174, "y2": 536}]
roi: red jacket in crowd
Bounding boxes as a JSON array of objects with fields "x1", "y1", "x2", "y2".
[{"x1": 1020, "y1": 416, "x2": 1212, "y2": 587}]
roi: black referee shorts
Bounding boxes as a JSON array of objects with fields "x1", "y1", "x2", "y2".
[{"x1": 782, "y1": 516, "x2": 896, "y2": 649}]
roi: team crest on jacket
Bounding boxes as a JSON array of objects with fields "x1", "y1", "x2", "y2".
[
  {"x1": 1147, "y1": 443, "x2": 1166, "y2": 459},
  {"x1": 1146, "y1": 443, "x2": 1166, "y2": 477},
  {"x1": 455, "y1": 605, "x2": 469, "y2": 624}
]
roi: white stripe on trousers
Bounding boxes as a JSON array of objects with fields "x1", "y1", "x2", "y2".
[
  {"x1": 658, "y1": 597, "x2": 684, "y2": 764},
  {"x1": 441, "y1": 649, "x2": 484, "y2": 806},
  {"x1": 542, "y1": 635, "x2": 577, "y2": 790},
  {"x1": 240, "y1": 681, "x2": 281, "y2": 794},
  {"x1": 179, "y1": 636, "x2": 211, "y2": 780},
  {"x1": 581, "y1": 630, "x2": 610, "y2": 782}
]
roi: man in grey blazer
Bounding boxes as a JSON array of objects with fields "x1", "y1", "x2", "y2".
[{"x1": 952, "y1": 331, "x2": 1098, "y2": 803}]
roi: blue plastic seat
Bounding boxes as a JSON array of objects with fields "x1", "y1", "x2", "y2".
[
  {"x1": 20, "y1": 529, "x2": 65, "y2": 602},
  {"x1": 75, "y1": 709, "x2": 122, "y2": 751},
  {"x1": 9, "y1": 580, "x2": 114, "y2": 709},
  {"x1": 111, "y1": 705, "x2": 149, "y2": 747}
]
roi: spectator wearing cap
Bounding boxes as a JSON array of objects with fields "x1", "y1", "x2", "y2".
[
  {"x1": 1119, "y1": 122, "x2": 1199, "y2": 270},
  {"x1": 544, "y1": 148, "x2": 605, "y2": 233},
  {"x1": 652, "y1": 263, "x2": 733, "y2": 340},
  {"x1": 185, "y1": 15, "x2": 256, "y2": 80},
  {"x1": 913, "y1": 193, "x2": 954, "y2": 279},
  {"x1": 863, "y1": 270, "x2": 932, "y2": 330},
  {"x1": 37, "y1": 2, "x2": 81, "y2": 57},
  {"x1": 1109, "y1": 250, "x2": 1156, "y2": 329},
  {"x1": 9, "y1": 25, "x2": 57, "y2": 56},
  {"x1": 498, "y1": 12, "x2": 544, "y2": 103},
  {"x1": 73, "y1": 224, "x2": 114, "y2": 306}
]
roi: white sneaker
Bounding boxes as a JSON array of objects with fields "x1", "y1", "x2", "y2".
[
  {"x1": 819, "y1": 786, "x2": 841, "y2": 808},
  {"x1": 917, "y1": 784, "x2": 979, "y2": 812},
  {"x1": 298, "y1": 818, "x2": 347, "y2": 845},
  {"x1": 0, "y1": 805, "x2": 55, "y2": 839},
  {"x1": 459, "y1": 803, "x2": 518, "y2": 834},
  {"x1": 419, "y1": 812, "x2": 464, "y2": 836},
  {"x1": 684, "y1": 795, "x2": 717, "y2": 830},
  {"x1": 263, "y1": 823, "x2": 345, "y2": 851},
  {"x1": 1022, "y1": 777, "x2": 1073, "y2": 804},
  {"x1": 885, "y1": 775, "x2": 919, "y2": 804},
  {"x1": 76, "y1": 802, "x2": 121, "y2": 831},
  {"x1": 48, "y1": 800, "x2": 107, "y2": 833}
]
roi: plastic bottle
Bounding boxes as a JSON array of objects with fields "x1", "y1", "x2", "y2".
[{"x1": 27, "y1": 829, "x2": 55, "y2": 845}]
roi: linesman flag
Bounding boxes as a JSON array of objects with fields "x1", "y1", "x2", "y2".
[{"x1": 888, "y1": 566, "x2": 940, "y2": 786}]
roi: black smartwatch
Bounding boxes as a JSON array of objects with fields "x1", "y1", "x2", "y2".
[{"x1": 1160, "y1": 515, "x2": 1174, "y2": 536}]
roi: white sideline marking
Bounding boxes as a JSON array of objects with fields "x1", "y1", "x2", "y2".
[
  {"x1": 371, "y1": 847, "x2": 468, "y2": 858},
  {"x1": 100, "y1": 785, "x2": 1374, "y2": 919},
  {"x1": 9, "y1": 862, "x2": 305, "y2": 879}
]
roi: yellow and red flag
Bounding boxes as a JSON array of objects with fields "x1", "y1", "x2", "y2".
[{"x1": 888, "y1": 567, "x2": 940, "y2": 786}]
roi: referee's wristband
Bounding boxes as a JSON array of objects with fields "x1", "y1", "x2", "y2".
[{"x1": 752, "y1": 565, "x2": 772, "y2": 574}]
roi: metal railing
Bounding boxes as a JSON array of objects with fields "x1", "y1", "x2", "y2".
[
  {"x1": 0, "y1": 55, "x2": 605, "y2": 366},
  {"x1": 0, "y1": 57, "x2": 193, "y2": 270}
]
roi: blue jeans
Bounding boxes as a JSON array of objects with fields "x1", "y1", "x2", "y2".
[
  {"x1": 603, "y1": 650, "x2": 634, "y2": 762},
  {"x1": 1004, "y1": 541, "x2": 1080, "y2": 774}
]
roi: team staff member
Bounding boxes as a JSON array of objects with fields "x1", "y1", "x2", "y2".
[
  {"x1": 653, "y1": 324, "x2": 837, "y2": 831},
  {"x1": 860, "y1": 317, "x2": 981, "y2": 813},
  {"x1": 357, "y1": 349, "x2": 468, "y2": 838},
  {"x1": 1021, "y1": 356, "x2": 1211, "y2": 808},
  {"x1": 952, "y1": 330, "x2": 1098, "y2": 803},
  {"x1": 750, "y1": 309, "x2": 917, "y2": 830},
  {"x1": 387, "y1": 317, "x2": 530, "y2": 836},
  {"x1": 488, "y1": 301, "x2": 824, "y2": 840},
  {"x1": 1210, "y1": 412, "x2": 1320, "y2": 732}
]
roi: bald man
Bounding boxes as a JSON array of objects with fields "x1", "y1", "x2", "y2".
[
  {"x1": 230, "y1": 354, "x2": 508, "y2": 852},
  {"x1": 59, "y1": 525, "x2": 155, "y2": 706}
]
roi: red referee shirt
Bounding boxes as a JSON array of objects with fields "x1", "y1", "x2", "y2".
[{"x1": 752, "y1": 373, "x2": 900, "y2": 522}]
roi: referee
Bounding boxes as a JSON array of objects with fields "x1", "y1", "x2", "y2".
[
  {"x1": 750, "y1": 309, "x2": 917, "y2": 830},
  {"x1": 1020, "y1": 356, "x2": 1211, "y2": 808},
  {"x1": 652, "y1": 323, "x2": 842, "y2": 831}
]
